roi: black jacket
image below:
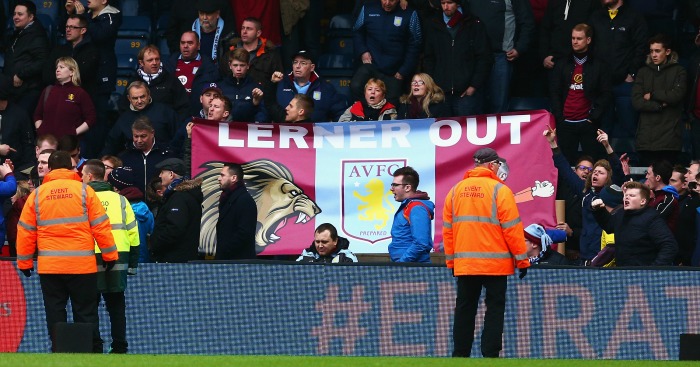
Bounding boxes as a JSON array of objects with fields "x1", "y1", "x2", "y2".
[
  {"x1": 549, "y1": 54, "x2": 612, "y2": 123},
  {"x1": 588, "y1": 4, "x2": 648, "y2": 84},
  {"x1": 0, "y1": 102, "x2": 35, "y2": 172},
  {"x1": 151, "y1": 178, "x2": 203, "y2": 263},
  {"x1": 3, "y1": 20, "x2": 49, "y2": 97},
  {"x1": 120, "y1": 69, "x2": 192, "y2": 120},
  {"x1": 296, "y1": 237, "x2": 357, "y2": 263},
  {"x1": 163, "y1": 53, "x2": 221, "y2": 116},
  {"x1": 215, "y1": 183, "x2": 257, "y2": 260},
  {"x1": 423, "y1": 13, "x2": 493, "y2": 96},
  {"x1": 593, "y1": 206, "x2": 678, "y2": 266},
  {"x1": 117, "y1": 142, "x2": 177, "y2": 197},
  {"x1": 43, "y1": 36, "x2": 101, "y2": 96},
  {"x1": 539, "y1": 0, "x2": 599, "y2": 63},
  {"x1": 396, "y1": 99, "x2": 450, "y2": 119}
]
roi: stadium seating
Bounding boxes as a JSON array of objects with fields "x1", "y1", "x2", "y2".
[
  {"x1": 33, "y1": 0, "x2": 59, "y2": 22},
  {"x1": 325, "y1": 14, "x2": 354, "y2": 56},
  {"x1": 118, "y1": 15, "x2": 152, "y2": 39},
  {"x1": 121, "y1": 0, "x2": 140, "y2": 17},
  {"x1": 155, "y1": 14, "x2": 170, "y2": 56},
  {"x1": 115, "y1": 38, "x2": 146, "y2": 56},
  {"x1": 116, "y1": 53, "x2": 138, "y2": 77},
  {"x1": 37, "y1": 14, "x2": 56, "y2": 46}
]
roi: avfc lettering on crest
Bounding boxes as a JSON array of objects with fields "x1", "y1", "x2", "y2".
[{"x1": 342, "y1": 159, "x2": 406, "y2": 244}]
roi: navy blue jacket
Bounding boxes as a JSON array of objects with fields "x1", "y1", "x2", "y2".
[
  {"x1": 87, "y1": 5, "x2": 122, "y2": 94},
  {"x1": 275, "y1": 72, "x2": 347, "y2": 122},
  {"x1": 164, "y1": 53, "x2": 221, "y2": 116},
  {"x1": 353, "y1": 2, "x2": 423, "y2": 77},
  {"x1": 118, "y1": 142, "x2": 177, "y2": 198},
  {"x1": 219, "y1": 75, "x2": 267, "y2": 122},
  {"x1": 103, "y1": 102, "x2": 182, "y2": 156}
]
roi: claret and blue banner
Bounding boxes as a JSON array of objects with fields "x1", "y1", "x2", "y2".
[{"x1": 190, "y1": 110, "x2": 558, "y2": 256}]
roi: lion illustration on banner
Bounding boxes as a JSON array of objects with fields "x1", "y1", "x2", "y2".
[{"x1": 196, "y1": 159, "x2": 321, "y2": 256}]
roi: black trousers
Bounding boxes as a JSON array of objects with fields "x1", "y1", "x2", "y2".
[
  {"x1": 556, "y1": 119, "x2": 607, "y2": 166},
  {"x1": 452, "y1": 275, "x2": 507, "y2": 358},
  {"x1": 100, "y1": 292, "x2": 128, "y2": 353},
  {"x1": 39, "y1": 273, "x2": 102, "y2": 353}
]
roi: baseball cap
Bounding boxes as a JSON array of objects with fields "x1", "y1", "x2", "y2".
[{"x1": 473, "y1": 148, "x2": 505, "y2": 164}]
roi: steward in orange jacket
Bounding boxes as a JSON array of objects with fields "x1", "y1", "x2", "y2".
[
  {"x1": 443, "y1": 147, "x2": 529, "y2": 359},
  {"x1": 16, "y1": 169, "x2": 118, "y2": 273},
  {"x1": 443, "y1": 167, "x2": 530, "y2": 275}
]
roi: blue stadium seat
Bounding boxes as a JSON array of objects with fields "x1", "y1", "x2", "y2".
[
  {"x1": 156, "y1": 14, "x2": 169, "y2": 38},
  {"x1": 115, "y1": 38, "x2": 146, "y2": 55},
  {"x1": 158, "y1": 37, "x2": 170, "y2": 58},
  {"x1": 121, "y1": 0, "x2": 139, "y2": 17},
  {"x1": 328, "y1": 15, "x2": 353, "y2": 40},
  {"x1": 33, "y1": 0, "x2": 59, "y2": 21},
  {"x1": 37, "y1": 14, "x2": 56, "y2": 45},
  {"x1": 156, "y1": 14, "x2": 170, "y2": 56},
  {"x1": 323, "y1": 76, "x2": 352, "y2": 99},
  {"x1": 326, "y1": 35, "x2": 353, "y2": 56},
  {"x1": 329, "y1": 14, "x2": 354, "y2": 30},
  {"x1": 118, "y1": 15, "x2": 151, "y2": 40},
  {"x1": 508, "y1": 97, "x2": 551, "y2": 112},
  {"x1": 116, "y1": 54, "x2": 137, "y2": 77},
  {"x1": 115, "y1": 77, "x2": 130, "y2": 94},
  {"x1": 317, "y1": 54, "x2": 353, "y2": 70}
]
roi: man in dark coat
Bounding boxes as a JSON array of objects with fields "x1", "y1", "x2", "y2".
[
  {"x1": 592, "y1": 181, "x2": 678, "y2": 266},
  {"x1": 214, "y1": 163, "x2": 257, "y2": 260},
  {"x1": 3, "y1": 1, "x2": 49, "y2": 117},
  {"x1": 117, "y1": 117, "x2": 177, "y2": 200},
  {"x1": 151, "y1": 158, "x2": 203, "y2": 263},
  {"x1": 423, "y1": 1, "x2": 492, "y2": 116}
]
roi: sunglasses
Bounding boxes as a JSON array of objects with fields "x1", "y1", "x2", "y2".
[{"x1": 577, "y1": 165, "x2": 593, "y2": 172}]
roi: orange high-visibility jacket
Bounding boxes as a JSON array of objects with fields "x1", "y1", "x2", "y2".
[
  {"x1": 443, "y1": 167, "x2": 530, "y2": 276},
  {"x1": 16, "y1": 169, "x2": 118, "y2": 274}
]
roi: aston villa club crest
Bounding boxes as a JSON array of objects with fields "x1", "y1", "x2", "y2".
[
  {"x1": 341, "y1": 159, "x2": 406, "y2": 244},
  {"x1": 67, "y1": 93, "x2": 75, "y2": 101}
]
